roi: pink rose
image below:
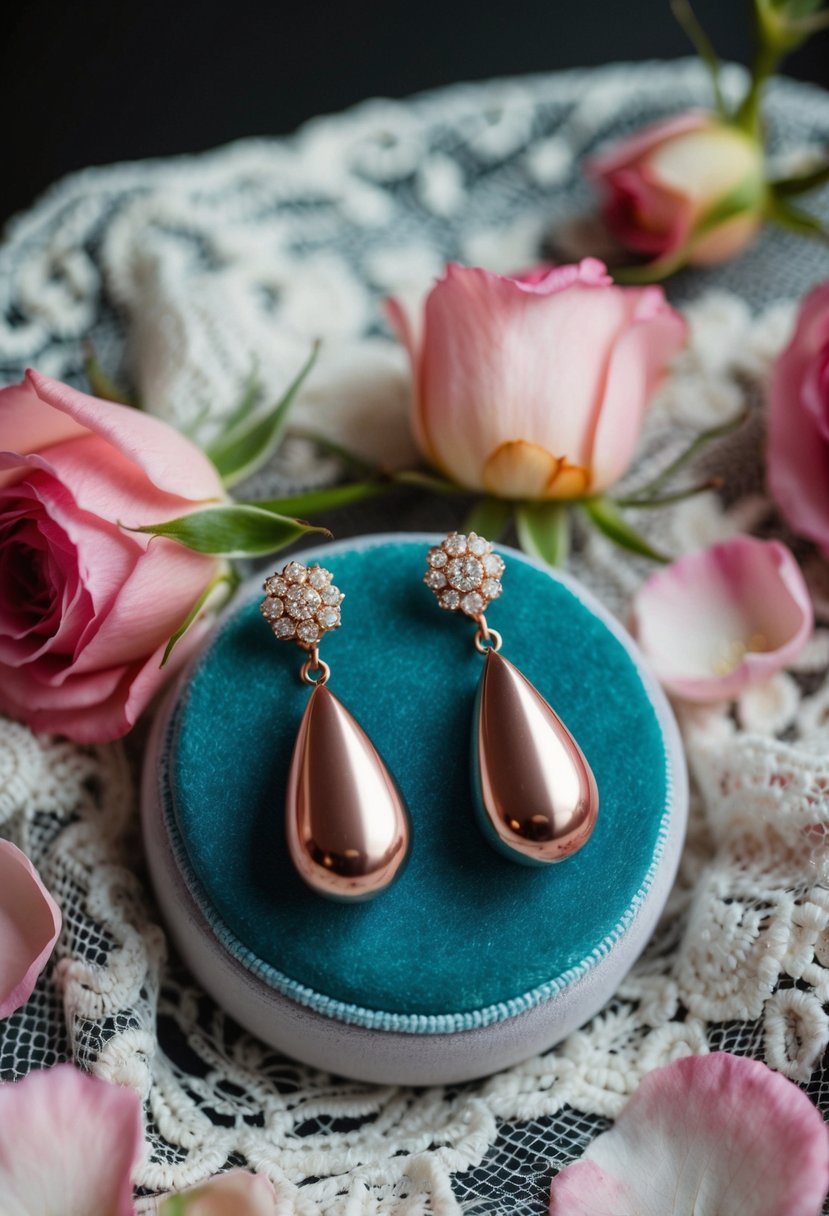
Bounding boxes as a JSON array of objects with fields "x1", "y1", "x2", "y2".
[
  {"x1": 768, "y1": 281, "x2": 829, "y2": 555},
  {"x1": 386, "y1": 259, "x2": 686, "y2": 500},
  {"x1": 589, "y1": 112, "x2": 766, "y2": 266},
  {"x1": 0, "y1": 371, "x2": 225, "y2": 742}
]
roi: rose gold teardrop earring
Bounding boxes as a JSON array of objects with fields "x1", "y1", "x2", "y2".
[
  {"x1": 261, "y1": 559, "x2": 410, "y2": 900},
  {"x1": 424, "y1": 533, "x2": 599, "y2": 865}
]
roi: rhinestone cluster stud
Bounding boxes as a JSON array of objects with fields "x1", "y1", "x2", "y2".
[
  {"x1": 424, "y1": 532, "x2": 505, "y2": 618},
  {"x1": 261, "y1": 561, "x2": 344, "y2": 648}
]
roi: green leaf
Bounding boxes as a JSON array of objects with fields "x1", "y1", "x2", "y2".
[
  {"x1": 82, "y1": 343, "x2": 133, "y2": 405},
  {"x1": 463, "y1": 496, "x2": 513, "y2": 540},
  {"x1": 129, "y1": 504, "x2": 329, "y2": 558},
  {"x1": 670, "y1": 0, "x2": 727, "y2": 116},
  {"x1": 629, "y1": 409, "x2": 749, "y2": 501},
  {"x1": 769, "y1": 154, "x2": 829, "y2": 197},
  {"x1": 392, "y1": 469, "x2": 468, "y2": 496},
  {"x1": 614, "y1": 477, "x2": 722, "y2": 509},
  {"x1": 766, "y1": 194, "x2": 829, "y2": 242},
  {"x1": 161, "y1": 568, "x2": 239, "y2": 667},
  {"x1": 248, "y1": 479, "x2": 392, "y2": 517},
  {"x1": 223, "y1": 364, "x2": 264, "y2": 435},
  {"x1": 287, "y1": 428, "x2": 378, "y2": 476},
  {"x1": 515, "y1": 501, "x2": 570, "y2": 568},
  {"x1": 206, "y1": 342, "x2": 320, "y2": 488},
  {"x1": 582, "y1": 497, "x2": 670, "y2": 563}
]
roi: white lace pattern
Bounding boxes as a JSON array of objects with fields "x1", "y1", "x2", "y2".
[{"x1": 1, "y1": 60, "x2": 828, "y2": 1214}]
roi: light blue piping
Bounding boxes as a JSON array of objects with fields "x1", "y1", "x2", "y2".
[{"x1": 158, "y1": 537, "x2": 676, "y2": 1035}]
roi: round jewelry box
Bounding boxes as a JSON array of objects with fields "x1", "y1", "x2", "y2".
[{"x1": 142, "y1": 533, "x2": 687, "y2": 1085}]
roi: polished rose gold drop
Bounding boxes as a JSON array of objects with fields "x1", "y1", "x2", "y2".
[
  {"x1": 473, "y1": 649, "x2": 598, "y2": 865},
  {"x1": 286, "y1": 684, "x2": 411, "y2": 900}
]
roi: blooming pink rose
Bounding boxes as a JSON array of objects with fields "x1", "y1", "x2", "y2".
[
  {"x1": 0, "y1": 371, "x2": 225, "y2": 742},
  {"x1": 768, "y1": 281, "x2": 829, "y2": 555},
  {"x1": 589, "y1": 111, "x2": 766, "y2": 266},
  {"x1": 631, "y1": 536, "x2": 813, "y2": 703},
  {"x1": 0, "y1": 839, "x2": 61, "y2": 1018},
  {"x1": 550, "y1": 1053, "x2": 829, "y2": 1216},
  {"x1": 386, "y1": 259, "x2": 686, "y2": 499}
]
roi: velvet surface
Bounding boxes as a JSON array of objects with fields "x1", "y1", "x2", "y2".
[{"x1": 167, "y1": 537, "x2": 670, "y2": 1019}]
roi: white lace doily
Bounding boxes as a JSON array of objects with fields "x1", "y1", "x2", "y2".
[{"x1": 1, "y1": 60, "x2": 828, "y2": 1215}]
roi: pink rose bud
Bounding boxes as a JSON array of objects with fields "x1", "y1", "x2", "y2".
[
  {"x1": 589, "y1": 111, "x2": 766, "y2": 266},
  {"x1": 0, "y1": 371, "x2": 226, "y2": 742},
  {"x1": 385, "y1": 259, "x2": 686, "y2": 500},
  {"x1": 767, "y1": 281, "x2": 829, "y2": 556}
]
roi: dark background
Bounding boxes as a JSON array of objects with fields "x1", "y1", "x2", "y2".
[{"x1": 3, "y1": 0, "x2": 828, "y2": 231}]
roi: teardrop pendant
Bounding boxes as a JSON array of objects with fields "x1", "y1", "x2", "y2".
[
  {"x1": 286, "y1": 684, "x2": 411, "y2": 900},
  {"x1": 472, "y1": 649, "x2": 599, "y2": 866}
]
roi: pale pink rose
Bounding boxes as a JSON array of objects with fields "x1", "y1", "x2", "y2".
[
  {"x1": 631, "y1": 536, "x2": 813, "y2": 703},
  {"x1": 589, "y1": 111, "x2": 766, "y2": 265},
  {"x1": 157, "y1": 1171, "x2": 277, "y2": 1215},
  {"x1": 0, "y1": 839, "x2": 61, "y2": 1018},
  {"x1": 549, "y1": 1053, "x2": 829, "y2": 1216},
  {"x1": 386, "y1": 259, "x2": 686, "y2": 499},
  {"x1": 0, "y1": 1063, "x2": 143, "y2": 1215},
  {"x1": 768, "y1": 281, "x2": 829, "y2": 555},
  {"x1": 0, "y1": 370, "x2": 225, "y2": 742}
]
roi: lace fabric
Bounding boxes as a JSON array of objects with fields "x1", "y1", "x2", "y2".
[{"x1": 1, "y1": 59, "x2": 828, "y2": 1214}]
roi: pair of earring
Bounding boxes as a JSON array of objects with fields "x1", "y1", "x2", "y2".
[{"x1": 260, "y1": 533, "x2": 599, "y2": 902}]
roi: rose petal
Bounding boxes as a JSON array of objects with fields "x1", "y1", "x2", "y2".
[
  {"x1": 0, "y1": 608, "x2": 212, "y2": 743},
  {"x1": 0, "y1": 1063, "x2": 142, "y2": 1216},
  {"x1": 19, "y1": 433, "x2": 216, "y2": 523},
  {"x1": 416, "y1": 261, "x2": 651, "y2": 491},
  {"x1": 587, "y1": 111, "x2": 710, "y2": 178},
  {"x1": 767, "y1": 282, "x2": 829, "y2": 553},
  {"x1": 631, "y1": 537, "x2": 813, "y2": 702},
  {"x1": 23, "y1": 371, "x2": 224, "y2": 503},
  {"x1": 160, "y1": 1170, "x2": 277, "y2": 1215},
  {"x1": 549, "y1": 1053, "x2": 829, "y2": 1216},
  {"x1": 0, "y1": 841, "x2": 61, "y2": 1018},
  {"x1": 589, "y1": 287, "x2": 687, "y2": 490}
]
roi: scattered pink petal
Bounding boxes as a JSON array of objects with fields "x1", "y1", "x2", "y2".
[
  {"x1": 631, "y1": 537, "x2": 813, "y2": 702},
  {"x1": 0, "y1": 839, "x2": 61, "y2": 1018},
  {"x1": 550, "y1": 1053, "x2": 829, "y2": 1216},
  {"x1": 159, "y1": 1170, "x2": 277, "y2": 1214},
  {"x1": 0, "y1": 1063, "x2": 143, "y2": 1215}
]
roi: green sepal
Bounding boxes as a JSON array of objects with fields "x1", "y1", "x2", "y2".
[
  {"x1": 161, "y1": 567, "x2": 239, "y2": 667},
  {"x1": 769, "y1": 155, "x2": 829, "y2": 198},
  {"x1": 463, "y1": 496, "x2": 514, "y2": 540},
  {"x1": 248, "y1": 479, "x2": 392, "y2": 517},
  {"x1": 129, "y1": 504, "x2": 329, "y2": 558},
  {"x1": 206, "y1": 343, "x2": 320, "y2": 488},
  {"x1": 515, "y1": 501, "x2": 570, "y2": 568},
  {"x1": 82, "y1": 343, "x2": 134, "y2": 406},
  {"x1": 582, "y1": 497, "x2": 670, "y2": 563},
  {"x1": 766, "y1": 194, "x2": 829, "y2": 242}
]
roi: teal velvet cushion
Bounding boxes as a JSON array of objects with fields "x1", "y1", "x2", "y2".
[{"x1": 162, "y1": 536, "x2": 672, "y2": 1033}]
